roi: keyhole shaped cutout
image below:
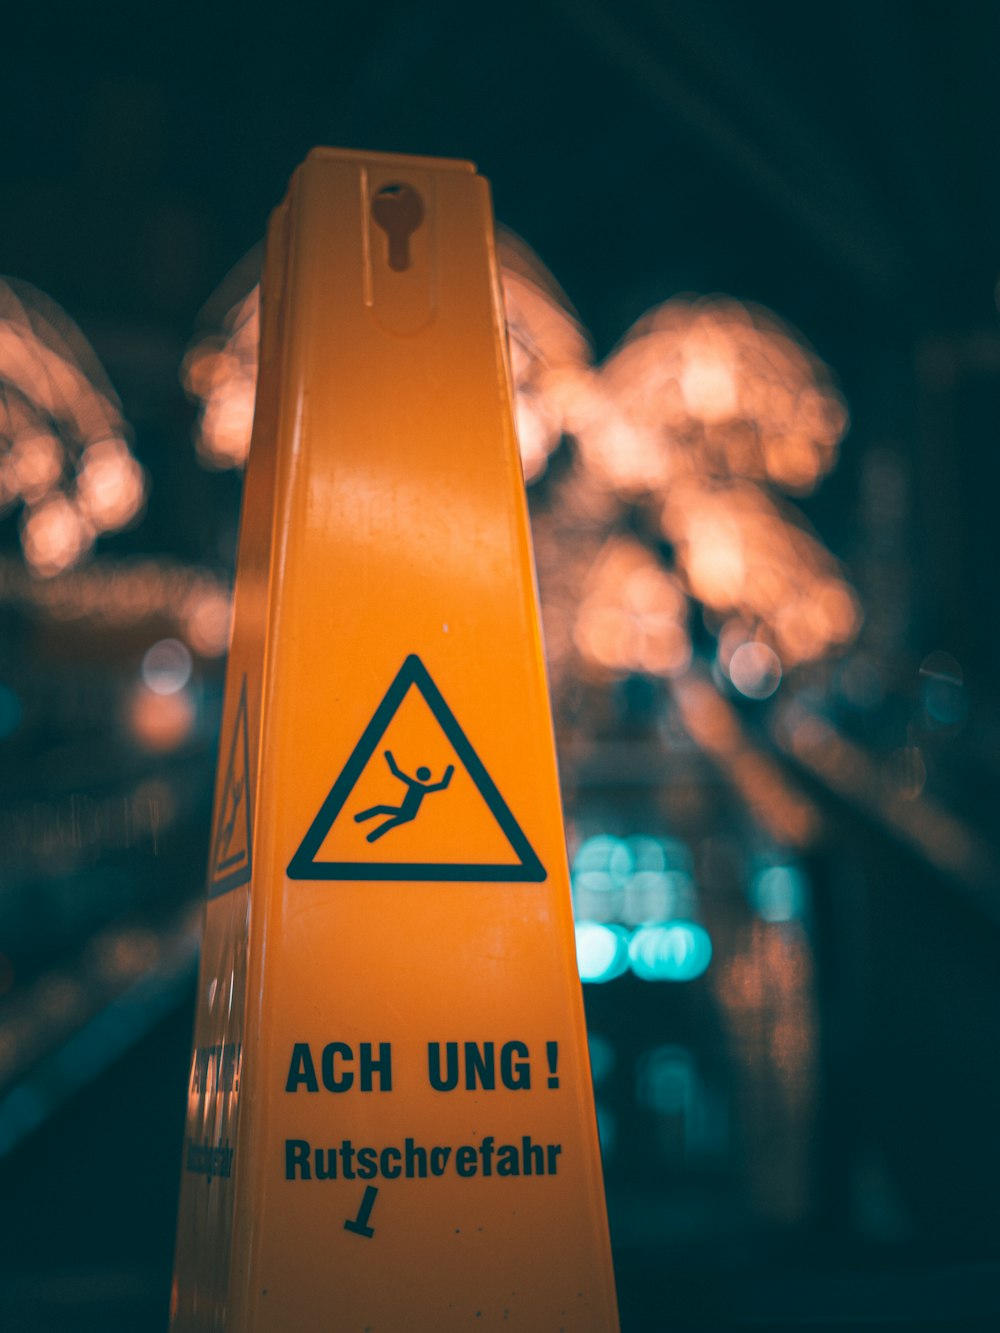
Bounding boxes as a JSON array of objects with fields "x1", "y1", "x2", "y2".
[{"x1": 371, "y1": 182, "x2": 425, "y2": 273}]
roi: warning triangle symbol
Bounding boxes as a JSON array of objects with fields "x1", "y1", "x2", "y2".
[
  {"x1": 287, "y1": 655, "x2": 546, "y2": 883},
  {"x1": 208, "y1": 674, "x2": 253, "y2": 898}
]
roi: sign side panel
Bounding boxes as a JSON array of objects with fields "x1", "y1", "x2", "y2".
[{"x1": 169, "y1": 200, "x2": 290, "y2": 1332}]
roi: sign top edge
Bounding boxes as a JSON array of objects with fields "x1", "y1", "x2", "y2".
[{"x1": 301, "y1": 146, "x2": 479, "y2": 176}]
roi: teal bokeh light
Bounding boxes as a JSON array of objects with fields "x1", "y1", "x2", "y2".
[
  {"x1": 627, "y1": 922, "x2": 713, "y2": 982},
  {"x1": 574, "y1": 922, "x2": 631, "y2": 983},
  {"x1": 573, "y1": 834, "x2": 634, "y2": 885},
  {"x1": 750, "y1": 864, "x2": 807, "y2": 922}
]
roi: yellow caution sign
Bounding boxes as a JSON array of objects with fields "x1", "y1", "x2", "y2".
[{"x1": 171, "y1": 147, "x2": 619, "y2": 1332}]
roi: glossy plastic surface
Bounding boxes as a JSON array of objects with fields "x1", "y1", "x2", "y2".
[{"x1": 171, "y1": 147, "x2": 619, "y2": 1332}]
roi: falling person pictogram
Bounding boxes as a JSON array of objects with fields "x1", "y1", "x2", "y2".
[
  {"x1": 353, "y1": 750, "x2": 454, "y2": 842},
  {"x1": 286, "y1": 654, "x2": 547, "y2": 883},
  {"x1": 218, "y1": 777, "x2": 244, "y2": 865}
]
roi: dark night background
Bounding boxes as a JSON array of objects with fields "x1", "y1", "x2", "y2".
[{"x1": 2, "y1": 3, "x2": 1000, "y2": 1329}]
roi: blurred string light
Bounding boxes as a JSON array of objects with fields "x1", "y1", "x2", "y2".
[
  {"x1": 574, "y1": 537, "x2": 691, "y2": 679},
  {"x1": 628, "y1": 922, "x2": 712, "y2": 982},
  {"x1": 181, "y1": 285, "x2": 259, "y2": 470},
  {"x1": 574, "y1": 920, "x2": 712, "y2": 984},
  {"x1": 183, "y1": 243, "x2": 856, "y2": 678},
  {"x1": 718, "y1": 627, "x2": 782, "y2": 700},
  {"x1": 0, "y1": 556, "x2": 231, "y2": 657},
  {"x1": 131, "y1": 638, "x2": 197, "y2": 751},
  {"x1": 128, "y1": 682, "x2": 195, "y2": 753},
  {"x1": 575, "y1": 922, "x2": 630, "y2": 983},
  {"x1": 749, "y1": 863, "x2": 808, "y2": 923},
  {"x1": 503, "y1": 260, "x2": 859, "y2": 677},
  {"x1": 142, "y1": 638, "x2": 193, "y2": 695},
  {"x1": 0, "y1": 279, "x2": 146, "y2": 577},
  {"x1": 497, "y1": 231, "x2": 592, "y2": 483},
  {"x1": 571, "y1": 833, "x2": 712, "y2": 983}
]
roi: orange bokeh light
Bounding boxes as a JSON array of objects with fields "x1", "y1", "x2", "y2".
[
  {"x1": 127, "y1": 683, "x2": 195, "y2": 752},
  {"x1": 0, "y1": 279, "x2": 146, "y2": 576}
]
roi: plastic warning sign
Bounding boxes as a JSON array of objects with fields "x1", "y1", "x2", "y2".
[
  {"x1": 288, "y1": 654, "x2": 545, "y2": 882},
  {"x1": 170, "y1": 148, "x2": 619, "y2": 1333}
]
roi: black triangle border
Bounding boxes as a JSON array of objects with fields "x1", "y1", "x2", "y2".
[
  {"x1": 207, "y1": 674, "x2": 253, "y2": 899},
  {"x1": 287, "y1": 654, "x2": 546, "y2": 883}
]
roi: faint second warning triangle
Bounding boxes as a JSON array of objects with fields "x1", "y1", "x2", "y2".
[
  {"x1": 287, "y1": 655, "x2": 546, "y2": 883},
  {"x1": 208, "y1": 674, "x2": 253, "y2": 898}
]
